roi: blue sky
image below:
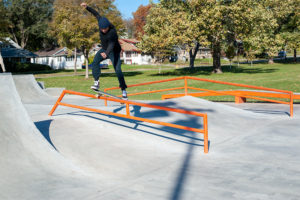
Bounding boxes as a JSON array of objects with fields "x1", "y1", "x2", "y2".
[{"x1": 114, "y1": 0, "x2": 159, "y2": 19}]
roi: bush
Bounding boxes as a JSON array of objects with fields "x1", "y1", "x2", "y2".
[{"x1": 2, "y1": 61, "x2": 51, "y2": 73}]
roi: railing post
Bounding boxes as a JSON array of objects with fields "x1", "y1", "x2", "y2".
[
  {"x1": 290, "y1": 92, "x2": 294, "y2": 117},
  {"x1": 104, "y1": 89, "x2": 108, "y2": 106},
  {"x1": 49, "y1": 90, "x2": 66, "y2": 116},
  {"x1": 126, "y1": 103, "x2": 130, "y2": 116},
  {"x1": 184, "y1": 76, "x2": 188, "y2": 96},
  {"x1": 203, "y1": 114, "x2": 208, "y2": 154}
]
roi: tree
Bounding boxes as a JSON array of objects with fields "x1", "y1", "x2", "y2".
[
  {"x1": 280, "y1": 0, "x2": 300, "y2": 62},
  {"x1": 225, "y1": 45, "x2": 235, "y2": 67},
  {"x1": 50, "y1": 0, "x2": 125, "y2": 78},
  {"x1": 139, "y1": 1, "x2": 207, "y2": 67},
  {"x1": 133, "y1": 4, "x2": 152, "y2": 40},
  {"x1": 123, "y1": 18, "x2": 135, "y2": 39},
  {"x1": 0, "y1": 0, "x2": 9, "y2": 72},
  {"x1": 2, "y1": 0, "x2": 54, "y2": 50}
]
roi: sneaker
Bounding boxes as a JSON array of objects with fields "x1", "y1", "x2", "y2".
[
  {"x1": 122, "y1": 90, "x2": 128, "y2": 100},
  {"x1": 91, "y1": 80, "x2": 99, "y2": 90}
]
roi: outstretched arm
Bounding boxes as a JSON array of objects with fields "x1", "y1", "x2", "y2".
[{"x1": 80, "y1": 3, "x2": 101, "y2": 20}]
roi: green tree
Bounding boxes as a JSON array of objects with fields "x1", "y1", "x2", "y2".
[
  {"x1": 124, "y1": 18, "x2": 135, "y2": 39},
  {"x1": 1, "y1": 0, "x2": 54, "y2": 50},
  {"x1": 280, "y1": 0, "x2": 300, "y2": 62},
  {"x1": 0, "y1": 0, "x2": 9, "y2": 72},
  {"x1": 50, "y1": 0, "x2": 125, "y2": 78},
  {"x1": 225, "y1": 45, "x2": 235, "y2": 67},
  {"x1": 139, "y1": 1, "x2": 207, "y2": 67}
]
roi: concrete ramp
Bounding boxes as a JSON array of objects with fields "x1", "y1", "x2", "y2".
[
  {"x1": 13, "y1": 74, "x2": 55, "y2": 104},
  {"x1": 0, "y1": 73, "x2": 100, "y2": 200}
]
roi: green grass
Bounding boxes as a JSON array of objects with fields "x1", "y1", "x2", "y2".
[
  {"x1": 36, "y1": 62, "x2": 300, "y2": 102},
  {"x1": 34, "y1": 64, "x2": 175, "y2": 78}
]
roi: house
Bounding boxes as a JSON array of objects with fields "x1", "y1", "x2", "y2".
[
  {"x1": 119, "y1": 39, "x2": 152, "y2": 65},
  {"x1": 0, "y1": 38, "x2": 37, "y2": 63},
  {"x1": 90, "y1": 39, "x2": 152, "y2": 65},
  {"x1": 32, "y1": 47, "x2": 84, "y2": 70},
  {"x1": 175, "y1": 45, "x2": 211, "y2": 62},
  {"x1": 31, "y1": 38, "x2": 153, "y2": 70}
]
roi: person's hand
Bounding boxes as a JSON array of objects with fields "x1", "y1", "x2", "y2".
[
  {"x1": 101, "y1": 52, "x2": 107, "y2": 59},
  {"x1": 80, "y1": 2, "x2": 87, "y2": 8}
]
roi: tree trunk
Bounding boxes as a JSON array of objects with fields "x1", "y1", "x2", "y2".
[
  {"x1": 268, "y1": 57, "x2": 274, "y2": 64},
  {"x1": 189, "y1": 42, "x2": 200, "y2": 69},
  {"x1": 212, "y1": 42, "x2": 222, "y2": 73},
  {"x1": 294, "y1": 49, "x2": 297, "y2": 62},
  {"x1": 74, "y1": 47, "x2": 77, "y2": 75},
  {"x1": 0, "y1": 48, "x2": 6, "y2": 73},
  {"x1": 84, "y1": 49, "x2": 89, "y2": 79}
]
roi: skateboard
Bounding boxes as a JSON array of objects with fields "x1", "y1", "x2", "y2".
[{"x1": 92, "y1": 88, "x2": 125, "y2": 103}]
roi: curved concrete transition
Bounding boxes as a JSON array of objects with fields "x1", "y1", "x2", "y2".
[
  {"x1": 1, "y1": 73, "x2": 300, "y2": 200},
  {"x1": 0, "y1": 74, "x2": 101, "y2": 200},
  {"x1": 12, "y1": 74, "x2": 55, "y2": 104}
]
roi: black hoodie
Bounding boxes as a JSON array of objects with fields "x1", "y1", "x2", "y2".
[{"x1": 86, "y1": 6, "x2": 122, "y2": 55}]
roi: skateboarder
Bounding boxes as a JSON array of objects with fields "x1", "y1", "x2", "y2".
[{"x1": 80, "y1": 2, "x2": 128, "y2": 99}]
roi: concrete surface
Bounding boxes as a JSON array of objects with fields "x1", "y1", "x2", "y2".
[
  {"x1": 45, "y1": 87, "x2": 66, "y2": 96},
  {"x1": 13, "y1": 74, "x2": 55, "y2": 104},
  {"x1": 1, "y1": 73, "x2": 300, "y2": 200}
]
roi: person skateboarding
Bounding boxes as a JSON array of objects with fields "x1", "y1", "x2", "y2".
[{"x1": 80, "y1": 2, "x2": 128, "y2": 99}]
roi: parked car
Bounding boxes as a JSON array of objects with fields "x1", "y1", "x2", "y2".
[
  {"x1": 278, "y1": 51, "x2": 286, "y2": 58},
  {"x1": 82, "y1": 64, "x2": 109, "y2": 69},
  {"x1": 169, "y1": 55, "x2": 178, "y2": 62},
  {"x1": 255, "y1": 52, "x2": 268, "y2": 59}
]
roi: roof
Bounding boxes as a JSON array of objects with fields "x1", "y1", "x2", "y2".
[
  {"x1": 120, "y1": 38, "x2": 139, "y2": 44},
  {"x1": 119, "y1": 39, "x2": 140, "y2": 52},
  {"x1": 34, "y1": 38, "x2": 141, "y2": 57},
  {"x1": 1, "y1": 48, "x2": 37, "y2": 58},
  {"x1": 0, "y1": 38, "x2": 22, "y2": 49},
  {"x1": 35, "y1": 47, "x2": 83, "y2": 57}
]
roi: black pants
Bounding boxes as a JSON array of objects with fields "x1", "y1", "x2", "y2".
[{"x1": 91, "y1": 49, "x2": 127, "y2": 90}]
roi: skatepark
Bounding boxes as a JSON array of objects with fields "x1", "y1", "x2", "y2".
[{"x1": 1, "y1": 73, "x2": 300, "y2": 200}]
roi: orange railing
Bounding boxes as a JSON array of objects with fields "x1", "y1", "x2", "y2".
[
  {"x1": 104, "y1": 76, "x2": 296, "y2": 117},
  {"x1": 49, "y1": 90, "x2": 209, "y2": 154}
]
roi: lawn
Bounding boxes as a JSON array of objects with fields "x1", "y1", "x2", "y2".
[{"x1": 36, "y1": 62, "x2": 300, "y2": 102}]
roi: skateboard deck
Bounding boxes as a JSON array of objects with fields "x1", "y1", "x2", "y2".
[{"x1": 92, "y1": 89, "x2": 124, "y2": 103}]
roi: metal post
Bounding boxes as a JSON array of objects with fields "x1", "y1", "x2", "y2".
[
  {"x1": 290, "y1": 92, "x2": 294, "y2": 117},
  {"x1": 126, "y1": 103, "x2": 130, "y2": 116},
  {"x1": 49, "y1": 90, "x2": 66, "y2": 116},
  {"x1": 184, "y1": 76, "x2": 188, "y2": 96},
  {"x1": 203, "y1": 114, "x2": 209, "y2": 154}
]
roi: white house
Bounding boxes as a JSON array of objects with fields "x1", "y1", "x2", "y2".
[
  {"x1": 32, "y1": 47, "x2": 84, "y2": 70},
  {"x1": 119, "y1": 39, "x2": 152, "y2": 65},
  {"x1": 90, "y1": 39, "x2": 152, "y2": 65},
  {"x1": 32, "y1": 39, "x2": 153, "y2": 70},
  {"x1": 175, "y1": 46, "x2": 212, "y2": 62}
]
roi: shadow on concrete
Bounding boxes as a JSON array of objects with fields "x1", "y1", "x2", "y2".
[
  {"x1": 244, "y1": 109, "x2": 290, "y2": 116},
  {"x1": 52, "y1": 101, "x2": 212, "y2": 199},
  {"x1": 34, "y1": 120, "x2": 57, "y2": 150},
  {"x1": 169, "y1": 135, "x2": 198, "y2": 200},
  {"x1": 54, "y1": 108, "x2": 207, "y2": 147}
]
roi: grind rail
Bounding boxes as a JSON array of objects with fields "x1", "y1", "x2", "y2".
[
  {"x1": 104, "y1": 76, "x2": 296, "y2": 117},
  {"x1": 49, "y1": 90, "x2": 209, "y2": 154}
]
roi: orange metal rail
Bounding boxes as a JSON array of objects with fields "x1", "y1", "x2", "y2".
[
  {"x1": 162, "y1": 90, "x2": 300, "y2": 102},
  {"x1": 49, "y1": 90, "x2": 209, "y2": 154},
  {"x1": 104, "y1": 76, "x2": 295, "y2": 117}
]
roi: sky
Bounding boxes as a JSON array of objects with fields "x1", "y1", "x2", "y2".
[{"x1": 114, "y1": 0, "x2": 159, "y2": 19}]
